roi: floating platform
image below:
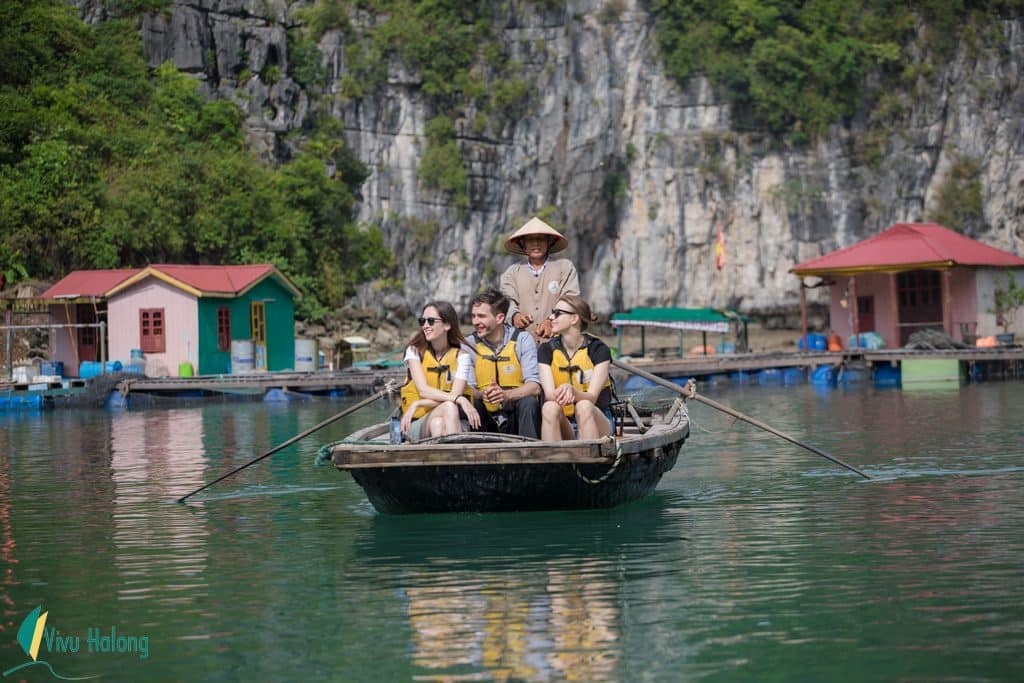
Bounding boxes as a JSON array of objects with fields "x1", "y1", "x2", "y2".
[
  {"x1": 112, "y1": 367, "x2": 407, "y2": 401},
  {"x1": 617, "y1": 347, "x2": 1024, "y2": 385},
  {"x1": 0, "y1": 379, "x2": 89, "y2": 410}
]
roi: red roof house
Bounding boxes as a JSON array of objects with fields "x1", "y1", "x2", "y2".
[
  {"x1": 791, "y1": 223, "x2": 1024, "y2": 347},
  {"x1": 41, "y1": 265, "x2": 300, "y2": 377}
]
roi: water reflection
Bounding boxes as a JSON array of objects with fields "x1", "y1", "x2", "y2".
[
  {"x1": 110, "y1": 410, "x2": 210, "y2": 605},
  {"x1": 353, "y1": 502, "x2": 680, "y2": 681}
]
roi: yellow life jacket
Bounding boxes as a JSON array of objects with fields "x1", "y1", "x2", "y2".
[
  {"x1": 549, "y1": 335, "x2": 613, "y2": 417},
  {"x1": 400, "y1": 346, "x2": 459, "y2": 419},
  {"x1": 470, "y1": 329, "x2": 524, "y2": 412}
]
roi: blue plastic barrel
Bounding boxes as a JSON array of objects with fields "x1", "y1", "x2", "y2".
[
  {"x1": 810, "y1": 365, "x2": 836, "y2": 386},
  {"x1": 758, "y1": 368, "x2": 784, "y2": 385},
  {"x1": 782, "y1": 367, "x2": 805, "y2": 385},
  {"x1": 798, "y1": 333, "x2": 827, "y2": 351},
  {"x1": 729, "y1": 370, "x2": 753, "y2": 384},
  {"x1": 839, "y1": 367, "x2": 868, "y2": 384},
  {"x1": 79, "y1": 360, "x2": 123, "y2": 379},
  {"x1": 873, "y1": 365, "x2": 901, "y2": 387}
]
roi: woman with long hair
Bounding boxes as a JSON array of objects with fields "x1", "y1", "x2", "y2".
[
  {"x1": 399, "y1": 301, "x2": 481, "y2": 441},
  {"x1": 537, "y1": 294, "x2": 615, "y2": 441}
]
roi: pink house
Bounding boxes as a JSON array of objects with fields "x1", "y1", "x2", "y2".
[
  {"x1": 790, "y1": 223, "x2": 1024, "y2": 347},
  {"x1": 41, "y1": 265, "x2": 300, "y2": 377}
]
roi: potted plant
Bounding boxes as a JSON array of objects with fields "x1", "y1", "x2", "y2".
[{"x1": 988, "y1": 271, "x2": 1024, "y2": 344}]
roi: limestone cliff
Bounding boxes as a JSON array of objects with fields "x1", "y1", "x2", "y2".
[{"x1": 119, "y1": 0, "x2": 1024, "y2": 317}]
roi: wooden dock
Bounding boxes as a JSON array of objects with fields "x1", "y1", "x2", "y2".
[
  {"x1": 616, "y1": 346, "x2": 1024, "y2": 378},
  {"x1": 114, "y1": 367, "x2": 407, "y2": 397}
]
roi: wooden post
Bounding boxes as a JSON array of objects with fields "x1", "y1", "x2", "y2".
[
  {"x1": 702, "y1": 330, "x2": 708, "y2": 355},
  {"x1": 100, "y1": 321, "x2": 107, "y2": 373},
  {"x1": 889, "y1": 274, "x2": 899, "y2": 347},
  {"x1": 677, "y1": 329, "x2": 683, "y2": 357},
  {"x1": 799, "y1": 278, "x2": 808, "y2": 352},
  {"x1": 850, "y1": 276, "x2": 860, "y2": 349},
  {"x1": 4, "y1": 307, "x2": 11, "y2": 382},
  {"x1": 640, "y1": 326, "x2": 646, "y2": 357},
  {"x1": 616, "y1": 326, "x2": 623, "y2": 357},
  {"x1": 942, "y1": 270, "x2": 953, "y2": 337}
]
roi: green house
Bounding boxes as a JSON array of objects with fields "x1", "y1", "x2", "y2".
[{"x1": 42, "y1": 264, "x2": 301, "y2": 376}]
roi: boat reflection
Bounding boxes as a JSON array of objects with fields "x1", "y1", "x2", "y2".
[{"x1": 353, "y1": 499, "x2": 679, "y2": 681}]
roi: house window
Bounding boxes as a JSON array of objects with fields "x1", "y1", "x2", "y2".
[
  {"x1": 217, "y1": 308, "x2": 231, "y2": 352},
  {"x1": 140, "y1": 308, "x2": 166, "y2": 353}
]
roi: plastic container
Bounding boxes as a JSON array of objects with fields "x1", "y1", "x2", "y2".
[
  {"x1": 230, "y1": 340, "x2": 255, "y2": 374},
  {"x1": 295, "y1": 338, "x2": 317, "y2": 372},
  {"x1": 130, "y1": 349, "x2": 144, "y2": 361},
  {"x1": 389, "y1": 416, "x2": 402, "y2": 444},
  {"x1": 810, "y1": 365, "x2": 837, "y2": 386},
  {"x1": 782, "y1": 367, "x2": 805, "y2": 385},
  {"x1": 178, "y1": 361, "x2": 194, "y2": 377},
  {"x1": 40, "y1": 361, "x2": 64, "y2": 377},
  {"x1": 79, "y1": 360, "x2": 123, "y2": 379},
  {"x1": 848, "y1": 332, "x2": 885, "y2": 350},
  {"x1": 758, "y1": 368, "x2": 784, "y2": 385},
  {"x1": 798, "y1": 333, "x2": 827, "y2": 351},
  {"x1": 838, "y1": 367, "x2": 869, "y2": 384},
  {"x1": 873, "y1": 364, "x2": 901, "y2": 387}
]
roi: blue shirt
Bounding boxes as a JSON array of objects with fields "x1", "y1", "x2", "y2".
[{"x1": 467, "y1": 323, "x2": 540, "y2": 389}]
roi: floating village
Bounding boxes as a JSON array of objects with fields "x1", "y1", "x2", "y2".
[{"x1": 3, "y1": 223, "x2": 1023, "y2": 414}]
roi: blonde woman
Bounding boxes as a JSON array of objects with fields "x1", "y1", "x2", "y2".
[
  {"x1": 537, "y1": 294, "x2": 615, "y2": 441},
  {"x1": 399, "y1": 301, "x2": 481, "y2": 441}
]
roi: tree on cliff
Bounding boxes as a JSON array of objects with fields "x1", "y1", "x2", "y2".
[{"x1": 0, "y1": 0, "x2": 390, "y2": 319}]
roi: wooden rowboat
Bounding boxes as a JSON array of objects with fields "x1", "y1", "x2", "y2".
[{"x1": 328, "y1": 397, "x2": 691, "y2": 514}]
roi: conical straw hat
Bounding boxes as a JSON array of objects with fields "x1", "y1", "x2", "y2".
[{"x1": 502, "y1": 217, "x2": 569, "y2": 255}]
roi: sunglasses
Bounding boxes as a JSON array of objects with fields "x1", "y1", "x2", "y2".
[
  {"x1": 418, "y1": 317, "x2": 442, "y2": 327},
  {"x1": 550, "y1": 308, "x2": 576, "y2": 319}
]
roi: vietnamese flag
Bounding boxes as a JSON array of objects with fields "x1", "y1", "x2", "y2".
[{"x1": 715, "y1": 223, "x2": 725, "y2": 270}]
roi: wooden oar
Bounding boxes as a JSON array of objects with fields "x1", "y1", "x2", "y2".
[
  {"x1": 612, "y1": 359, "x2": 871, "y2": 479},
  {"x1": 177, "y1": 383, "x2": 395, "y2": 503}
]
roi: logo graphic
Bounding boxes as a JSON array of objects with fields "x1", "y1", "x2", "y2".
[{"x1": 3, "y1": 606, "x2": 98, "y2": 680}]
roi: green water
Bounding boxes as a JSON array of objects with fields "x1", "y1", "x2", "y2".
[{"x1": 1, "y1": 381, "x2": 1022, "y2": 681}]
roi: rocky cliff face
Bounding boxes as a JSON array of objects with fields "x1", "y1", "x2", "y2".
[{"x1": 119, "y1": 0, "x2": 1024, "y2": 317}]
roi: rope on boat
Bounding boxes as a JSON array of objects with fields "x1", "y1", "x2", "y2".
[
  {"x1": 573, "y1": 437, "x2": 624, "y2": 485},
  {"x1": 314, "y1": 439, "x2": 387, "y2": 465}
]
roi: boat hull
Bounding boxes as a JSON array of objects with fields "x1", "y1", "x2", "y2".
[{"x1": 349, "y1": 447, "x2": 680, "y2": 514}]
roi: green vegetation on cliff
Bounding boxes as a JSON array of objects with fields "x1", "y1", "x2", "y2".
[
  {"x1": 0, "y1": 0, "x2": 389, "y2": 319},
  {"x1": 649, "y1": 0, "x2": 1022, "y2": 139}
]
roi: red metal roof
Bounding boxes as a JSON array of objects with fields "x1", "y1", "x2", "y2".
[
  {"x1": 146, "y1": 264, "x2": 278, "y2": 295},
  {"x1": 791, "y1": 223, "x2": 1024, "y2": 276},
  {"x1": 42, "y1": 264, "x2": 299, "y2": 299},
  {"x1": 41, "y1": 269, "x2": 139, "y2": 298}
]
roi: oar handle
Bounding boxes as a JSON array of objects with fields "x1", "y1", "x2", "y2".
[
  {"x1": 177, "y1": 382, "x2": 395, "y2": 503},
  {"x1": 612, "y1": 359, "x2": 870, "y2": 479}
]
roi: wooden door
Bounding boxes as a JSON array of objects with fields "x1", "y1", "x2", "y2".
[
  {"x1": 76, "y1": 304, "x2": 98, "y2": 362},
  {"x1": 857, "y1": 296, "x2": 875, "y2": 333},
  {"x1": 250, "y1": 302, "x2": 267, "y2": 371}
]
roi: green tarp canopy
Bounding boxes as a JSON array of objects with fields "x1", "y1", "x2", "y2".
[
  {"x1": 611, "y1": 307, "x2": 736, "y2": 332},
  {"x1": 610, "y1": 307, "x2": 749, "y2": 356}
]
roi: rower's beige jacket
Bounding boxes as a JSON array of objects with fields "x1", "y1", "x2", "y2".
[{"x1": 499, "y1": 258, "x2": 580, "y2": 336}]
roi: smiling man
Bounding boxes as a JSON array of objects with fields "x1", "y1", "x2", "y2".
[
  {"x1": 466, "y1": 289, "x2": 542, "y2": 439},
  {"x1": 499, "y1": 217, "x2": 580, "y2": 341}
]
